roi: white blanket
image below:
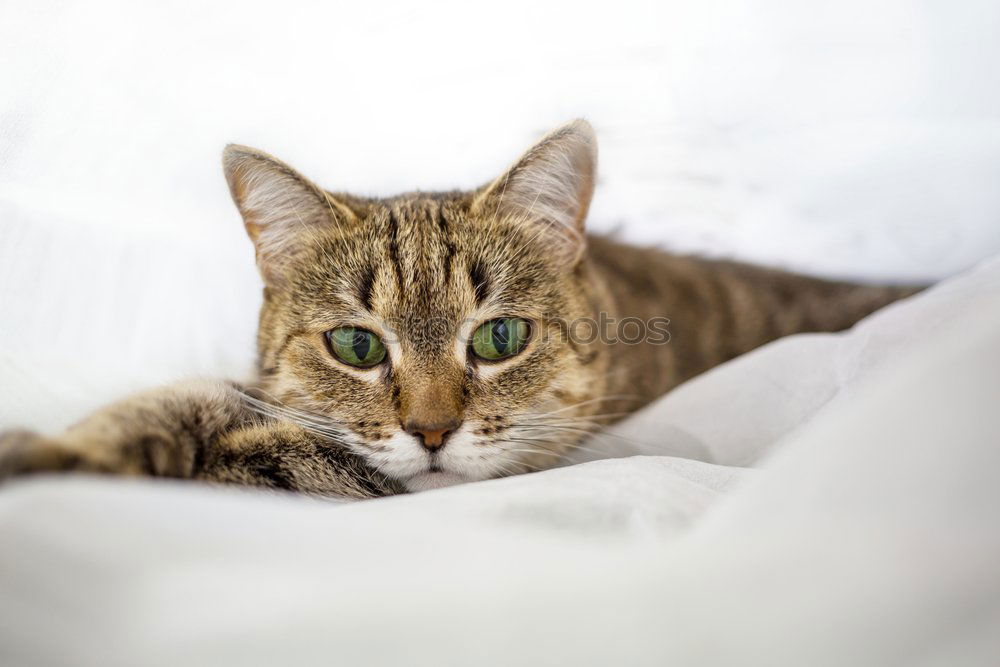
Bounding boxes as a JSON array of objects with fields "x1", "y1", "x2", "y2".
[
  {"x1": 1, "y1": 256, "x2": 999, "y2": 666},
  {"x1": 3, "y1": 1, "x2": 1000, "y2": 664}
]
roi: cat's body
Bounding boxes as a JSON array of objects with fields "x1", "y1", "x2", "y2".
[
  {"x1": 587, "y1": 236, "x2": 917, "y2": 408},
  {"x1": 0, "y1": 121, "x2": 917, "y2": 498}
]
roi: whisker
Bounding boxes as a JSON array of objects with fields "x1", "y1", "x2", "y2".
[
  {"x1": 516, "y1": 411, "x2": 632, "y2": 423},
  {"x1": 500, "y1": 432, "x2": 632, "y2": 460},
  {"x1": 513, "y1": 417, "x2": 660, "y2": 451},
  {"x1": 239, "y1": 392, "x2": 356, "y2": 445},
  {"x1": 518, "y1": 394, "x2": 641, "y2": 418}
]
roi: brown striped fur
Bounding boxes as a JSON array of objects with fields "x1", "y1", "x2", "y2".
[
  {"x1": 0, "y1": 120, "x2": 918, "y2": 497},
  {"x1": 588, "y1": 238, "x2": 919, "y2": 404}
]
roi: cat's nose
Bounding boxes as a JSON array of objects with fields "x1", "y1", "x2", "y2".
[{"x1": 405, "y1": 419, "x2": 461, "y2": 451}]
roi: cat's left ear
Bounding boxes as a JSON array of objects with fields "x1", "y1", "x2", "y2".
[
  {"x1": 472, "y1": 119, "x2": 597, "y2": 268},
  {"x1": 222, "y1": 145, "x2": 356, "y2": 285}
]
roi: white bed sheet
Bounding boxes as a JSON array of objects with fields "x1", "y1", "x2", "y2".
[
  {"x1": 1, "y1": 253, "x2": 998, "y2": 667},
  {"x1": 3, "y1": 1, "x2": 1000, "y2": 664}
]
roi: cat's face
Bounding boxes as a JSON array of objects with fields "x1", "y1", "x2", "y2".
[{"x1": 224, "y1": 121, "x2": 608, "y2": 490}]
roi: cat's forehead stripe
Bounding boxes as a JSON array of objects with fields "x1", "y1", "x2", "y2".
[
  {"x1": 384, "y1": 198, "x2": 470, "y2": 298},
  {"x1": 469, "y1": 258, "x2": 490, "y2": 306},
  {"x1": 437, "y1": 205, "x2": 457, "y2": 287},
  {"x1": 385, "y1": 208, "x2": 405, "y2": 295},
  {"x1": 357, "y1": 264, "x2": 375, "y2": 312}
]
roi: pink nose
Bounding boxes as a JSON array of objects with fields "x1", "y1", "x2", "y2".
[{"x1": 404, "y1": 419, "x2": 460, "y2": 451}]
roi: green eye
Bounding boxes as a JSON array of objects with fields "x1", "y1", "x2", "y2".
[
  {"x1": 471, "y1": 318, "x2": 530, "y2": 361},
  {"x1": 325, "y1": 327, "x2": 387, "y2": 368}
]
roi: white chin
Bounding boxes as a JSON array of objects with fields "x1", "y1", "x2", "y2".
[{"x1": 404, "y1": 471, "x2": 468, "y2": 492}]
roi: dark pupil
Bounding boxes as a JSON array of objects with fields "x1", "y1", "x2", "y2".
[
  {"x1": 351, "y1": 331, "x2": 371, "y2": 360},
  {"x1": 492, "y1": 320, "x2": 510, "y2": 354}
]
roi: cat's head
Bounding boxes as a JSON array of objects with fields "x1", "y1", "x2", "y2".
[{"x1": 223, "y1": 120, "x2": 609, "y2": 491}]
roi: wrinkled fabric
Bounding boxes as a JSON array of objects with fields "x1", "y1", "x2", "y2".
[
  {"x1": 2, "y1": 1, "x2": 1000, "y2": 664},
  {"x1": 1, "y1": 254, "x2": 998, "y2": 667}
]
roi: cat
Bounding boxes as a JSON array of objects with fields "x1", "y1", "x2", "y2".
[{"x1": 0, "y1": 120, "x2": 918, "y2": 497}]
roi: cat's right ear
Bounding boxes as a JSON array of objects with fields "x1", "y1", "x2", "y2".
[
  {"x1": 471, "y1": 120, "x2": 597, "y2": 269},
  {"x1": 222, "y1": 145, "x2": 355, "y2": 285}
]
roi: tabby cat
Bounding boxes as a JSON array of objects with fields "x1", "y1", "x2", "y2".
[{"x1": 0, "y1": 120, "x2": 916, "y2": 498}]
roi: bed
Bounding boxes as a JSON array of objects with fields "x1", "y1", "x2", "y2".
[
  {"x1": 2, "y1": 1, "x2": 999, "y2": 664},
  {"x1": 2, "y1": 255, "x2": 999, "y2": 665}
]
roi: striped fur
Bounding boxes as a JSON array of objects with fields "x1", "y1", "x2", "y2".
[{"x1": 0, "y1": 120, "x2": 919, "y2": 497}]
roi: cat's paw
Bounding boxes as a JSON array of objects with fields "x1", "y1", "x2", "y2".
[{"x1": 0, "y1": 430, "x2": 100, "y2": 481}]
